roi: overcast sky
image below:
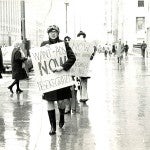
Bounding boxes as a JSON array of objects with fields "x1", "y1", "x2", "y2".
[{"x1": 26, "y1": 0, "x2": 105, "y2": 41}]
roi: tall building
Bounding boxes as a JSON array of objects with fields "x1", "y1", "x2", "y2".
[
  {"x1": 0, "y1": 0, "x2": 45, "y2": 47},
  {"x1": 105, "y1": 0, "x2": 149, "y2": 49},
  {"x1": 146, "y1": 0, "x2": 150, "y2": 52},
  {"x1": 0, "y1": 0, "x2": 21, "y2": 46},
  {"x1": 104, "y1": 0, "x2": 118, "y2": 44}
]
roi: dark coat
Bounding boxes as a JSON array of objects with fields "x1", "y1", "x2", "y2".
[
  {"x1": 124, "y1": 44, "x2": 129, "y2": 52},
  {"x1": 41, "y1": 38, "x2": 76, "y2": 101},
  {"x1": 0, "y1": 48, "x2": 4, "y2": 73},
  {"x1": 11, "y1": 48, "x2": 27, "y2": 80},
  {"x1": 112, "y1": 45, "x2": 116, "y2": 53},
  {"x1": 141, "y1": 43, "x2": 147, "y2": 50}
]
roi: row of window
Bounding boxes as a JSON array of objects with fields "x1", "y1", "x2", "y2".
[
  {"x1": 137, "y1": 0, "x2": 146, "y2": 31},
  {"x1": 137, "y1": 0, "x2": 145, "y2": 32}
]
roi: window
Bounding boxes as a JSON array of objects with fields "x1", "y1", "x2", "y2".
[
  {"x1": 138, "y1": 0, "x2": 144, "y2": 7},
  {"x1": 136, "y1": 17, "x2": 145, "y2": 31}
]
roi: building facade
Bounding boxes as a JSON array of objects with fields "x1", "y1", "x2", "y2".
[
  {"x1": 0, "y1": 0, "x2": 21, "y2": 46},
  {"x1": 0, "y1": 0, "x2": 44, "y2": 47},
  {"x1": 146, "y1": 0, "x2": 150, "y2": 52},
  {"x1": 105, "y1": 0, "x2": 149, "y2": 50}
]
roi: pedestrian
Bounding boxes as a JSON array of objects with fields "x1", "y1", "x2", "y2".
[
  {"x1": 77, "y1": 31, "x2": 90, "y2": 103},
  {"x1": 108, "y1": 44, "x2": 112, "y2": 58},
  {"x1": 104, "y1": 44, "x2": 108, "y2": 59},
  {"x1": 0, "y1": 46, "x2": 4, "y2": 78},
  {"x1": 141, "y1": 41, "x2": 147, "y2": 58},
  {"x1": 41, "y1": 25, "x2": 76, "y2": 135},
  {"x1": 64, "y1": 35, "x2": 80, "y2": 114},
  {"x1": 112, "y1": 44, "x2": 116, "y2": 56},
  {"x1": 8, "y1": 41, "x2": 28, "y2": 93},
  {"x1": 116, "y1": 39, "x2": 124, "y2": 65},
  {"x1": 108, "y1": 50, "x2": 112, "y2": 57},
  {"x1": 124, "y1": 41, "x2": 129, "y2": 56}
]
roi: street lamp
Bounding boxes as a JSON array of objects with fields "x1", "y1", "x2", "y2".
[
  {"x1": 64, "y1": 0, "x2": 69, "y2": 34},
  {"x1": 21, "y1": 0, "x2": 26, "y2": 42}
]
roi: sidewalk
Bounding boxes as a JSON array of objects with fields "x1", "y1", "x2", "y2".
[
  {"x1": 0, "y1": 71, "x2": 96, "y2": 150},
  {"x1": 1, "y1": 53, "x2": 150, "y2": 150}
]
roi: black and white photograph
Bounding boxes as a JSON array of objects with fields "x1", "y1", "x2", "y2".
[{"x1": 0, "y1": 0, "x2": 150, "y2": 149}]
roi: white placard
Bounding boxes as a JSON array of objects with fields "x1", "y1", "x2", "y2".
[{"x1": 30, "y1": 42, "x2": 73, "y2": 93}]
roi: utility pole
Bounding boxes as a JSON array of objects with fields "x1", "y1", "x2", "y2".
[
  {"x1": 64, "y1": 0, "x2": 69, "y2": 34},
  {"x1": 20, "y1": 0, "x2": 29, "y2": 76},
  {"x1": 20, "y1": 0, "x2": 27, "y2": 56}
]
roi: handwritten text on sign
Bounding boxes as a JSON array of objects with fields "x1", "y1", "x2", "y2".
[
  {"x1": 69, "y1": 40, "x2": 94, "y2": 77},
  {"x1": 30, "y1": 42, "x2": 73, "y2": 93}
]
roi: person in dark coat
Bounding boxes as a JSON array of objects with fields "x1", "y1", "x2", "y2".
[
  {"x1": 124, "y1": 41, "x2": 129, "y2": 56},
  {"x1": 112, "y1": 44, "x2": 116, "y2": 56},
  {"x1": 141, "y1": 41, "x2": 147, "y2": 58},
  {"x1": 41, "y1": 25, "x2": 76, "y2": 135},
  {"x1": 63, "y1": 36, "x2": 80, "y2": 114},
  {"x1": 8, "y1": 41, "x2": 27, "y2": 93},
  {"x1": 0, "y1": 46, "x2": 4, "y2": 78}
]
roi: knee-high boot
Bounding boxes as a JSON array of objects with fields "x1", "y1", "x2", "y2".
[
  {"x1": 59, "y1": 108, "x2": 65, "y2": 128},
  {"x1": 16, "y1": 80, "x2": 23, "y2": 93},
  {"x1": 48, "y1": 110, "x2": 56, "y2": 135}
]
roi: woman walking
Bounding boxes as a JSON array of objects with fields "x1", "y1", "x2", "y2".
[
  {"x1": 41, "y1": 25, "x2": 76, "y2": 135},
  {"x1": 8, "y1": 41, "x2": 27, "y2": 93}
]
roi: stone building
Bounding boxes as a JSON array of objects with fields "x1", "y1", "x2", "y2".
[
  {"x1": 0, "y1": 0, "x2": 44, "y2": 47},
  {"x1": 105, "y1": 0, "x2": 149, "y2": 50}
]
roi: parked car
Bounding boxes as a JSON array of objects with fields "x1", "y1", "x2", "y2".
[{"x1": 1, "y1": 46, "x2": 33, "y2": 72}]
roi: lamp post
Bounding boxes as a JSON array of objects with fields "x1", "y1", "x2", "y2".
[
  {"x1": 64, "y1": 0, "x2": 69, "y2": 33},
  {"x1": 20, "y1": 0, "x2": 27, "y2": 56},
  {"x1": 21, "y1": 0, "x2": 26, "y2": 41}
]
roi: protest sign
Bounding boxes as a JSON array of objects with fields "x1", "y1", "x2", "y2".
[
  {"x1": 69, "y1": 40, "x2": 94, "y2": 77},
  {"x1": 30, "y1": 42, "x2": 73, "y2": 93}
]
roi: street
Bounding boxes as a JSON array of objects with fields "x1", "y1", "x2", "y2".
[{"x1": 1, "y1": 52, "x2": 150, "y2": 150}]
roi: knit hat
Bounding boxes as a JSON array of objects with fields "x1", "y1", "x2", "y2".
[
  {"x1": 77, "y1": 31, "x2": 86, "y2": 38},
  {"x1": 47, "y1": 25, "x2": 60, "y2": 34}
]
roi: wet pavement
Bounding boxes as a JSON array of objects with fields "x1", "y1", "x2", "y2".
[{"x1": 1, "y1": 53, "x2": 150, "y2": 150}]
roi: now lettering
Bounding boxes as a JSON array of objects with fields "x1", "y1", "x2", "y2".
[{"x1": 38, "y1": 56, "x2": 67, "y2": 76}]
